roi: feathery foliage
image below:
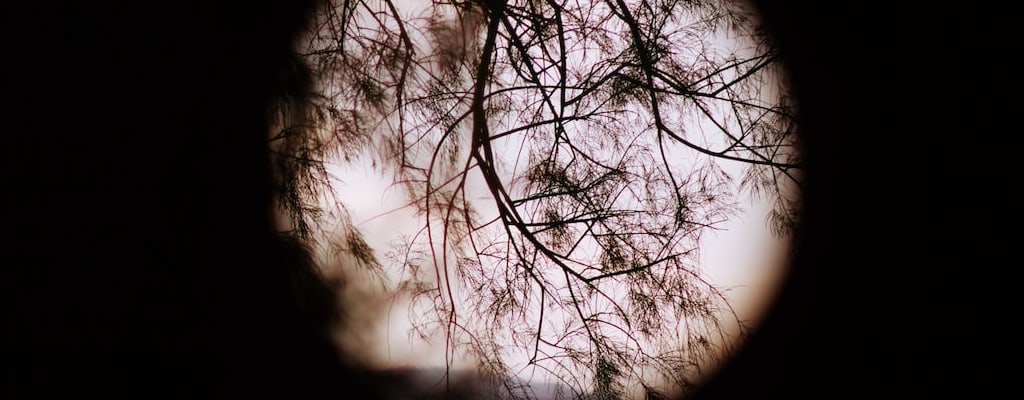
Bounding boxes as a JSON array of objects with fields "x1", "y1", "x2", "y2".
[{"x1": 270, "y1": 0, "x2": 801, "y2": 397}]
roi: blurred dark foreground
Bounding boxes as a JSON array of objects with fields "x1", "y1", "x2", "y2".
[{"x1": 2, "y1": 0, "x2": 887, "y2": 398}]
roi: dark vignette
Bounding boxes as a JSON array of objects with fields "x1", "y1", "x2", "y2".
[{"x1": 5, "y1": 0, "x2": 985, "y2": 398}]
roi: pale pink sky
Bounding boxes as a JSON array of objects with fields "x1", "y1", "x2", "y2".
[
  {"x1": 308, "y1": 0, "x2": 795, "y2": 390},
  {"x1": 326, "y1": 157, "x2": 790, "y2": 376}
]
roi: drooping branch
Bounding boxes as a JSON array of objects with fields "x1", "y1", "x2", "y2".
[{"x1": 275, "y1": 0, "x2": 802, "y2": 398}]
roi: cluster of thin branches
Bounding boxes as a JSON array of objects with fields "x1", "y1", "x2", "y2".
[{"x1": 269, "y1": 0, "x2": 801, "y2": 398}]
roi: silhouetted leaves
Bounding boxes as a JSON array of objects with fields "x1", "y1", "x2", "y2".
[{"x1": 270, "y1": 0, "x2": 802, "y2": 398}]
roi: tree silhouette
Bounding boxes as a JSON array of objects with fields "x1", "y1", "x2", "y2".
[{"x1": 269, "y1": 0, "x2": 802, "y2": 398}]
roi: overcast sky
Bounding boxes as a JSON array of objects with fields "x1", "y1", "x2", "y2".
[
  {"x1": 306, "y1": 0, "x2": 795, "y2": 392},
  {"x1": 327, "y1": 155, "x2": 790, "y2": 376}
]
